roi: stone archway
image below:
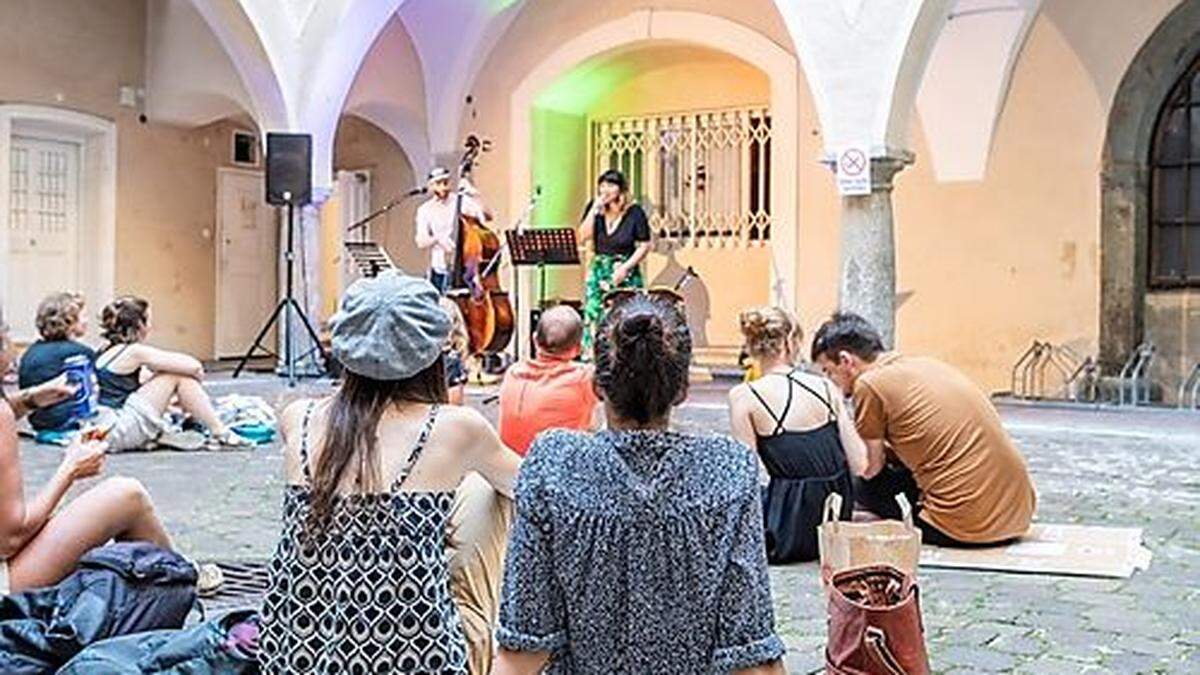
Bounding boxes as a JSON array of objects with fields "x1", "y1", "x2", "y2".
[
  {"x1": 508, "y1": 11, "x2": 799, "y2": 351},
  {"x1": 1100, "y1": 0, "x2": 1200, "y2": 372}
]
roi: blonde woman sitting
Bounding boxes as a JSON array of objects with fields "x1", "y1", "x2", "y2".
[{"x1": 728, "y1": 307, "x2": 864, "y2": 564}]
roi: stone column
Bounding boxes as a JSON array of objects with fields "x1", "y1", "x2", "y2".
[
  {"x1": 836, "y1": 155, "x2": 910, "y2": 348},
  {"x1": 1099, "y1": 160, "x2": 1149, "y2": 373}
]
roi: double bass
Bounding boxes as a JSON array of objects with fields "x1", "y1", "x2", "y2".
[{"x1": 448, "y1": 136, "x2": 514, "y2": 355}]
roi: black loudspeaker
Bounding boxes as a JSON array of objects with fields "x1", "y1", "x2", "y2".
[{"x1": 265, "y1": 133, "x2": 312, "y2": 206}]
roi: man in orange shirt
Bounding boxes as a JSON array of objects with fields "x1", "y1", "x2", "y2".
[
  {"x1": 498, "y1": 305, "x2": 599, "y2": 455},
  {"x1": 811, "y1": 312, "x2": 1036, "y2": 547}
]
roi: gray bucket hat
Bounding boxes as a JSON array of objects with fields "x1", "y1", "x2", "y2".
[{"x1": 330, "y1": 270, "x2": 451, "y2": 380}]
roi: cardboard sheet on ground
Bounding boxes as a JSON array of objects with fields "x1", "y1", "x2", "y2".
[{"x1": 919, "y1": 524, "x2": 1153, "y2": 578}]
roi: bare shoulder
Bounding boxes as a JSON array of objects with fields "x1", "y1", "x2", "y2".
[
  {"x1": 728, "y1": 381, "x2": 752, "y2": 402},
  {"x1": 793, "y1": 369, "x2": 833, "y2": 390},
  {"x1": 279, "y1": 397, "x2": 328, "y2": 445},
  {"x1": 435, "y1": 404, "x2": 490, "y2": 436}
]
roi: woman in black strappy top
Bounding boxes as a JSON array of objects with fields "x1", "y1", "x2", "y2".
[{"x1": 728, "y1": 307, "x2": 867, "y2": 564}]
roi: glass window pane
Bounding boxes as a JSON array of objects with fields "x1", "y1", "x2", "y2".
[
  {"x1": 1155, "y1": 167, "x2": 1187, "y2": 219},
  {"x1": 1192, "y1": 107, "x2": 1200, "y2": 158},
  {"x1": 1188, "y1": 225, "x2": 1200, "y2": 279},
  {"x1": 1154, "y1": 225, "x2": 1184, "y2": 279},
  {"x1": 1190, "y1": 170, "x2": 1200, "y2": 218},
  {"x1": 1158, "y1": 107, "x2": 1189, "y2": 161}
]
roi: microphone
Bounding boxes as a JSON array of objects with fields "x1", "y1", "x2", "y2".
[{"x1": 403, "y1": 186, "x2": 428, "y2": 197}]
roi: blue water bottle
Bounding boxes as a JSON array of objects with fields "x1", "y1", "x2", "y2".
[{"x1": 62, "y1": 355, "x2": 97, "y2": 423}]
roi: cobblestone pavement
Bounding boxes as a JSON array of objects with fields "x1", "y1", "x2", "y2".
[{"x1": 15, "y1": 376, "x2": 1199, "y2": 673}]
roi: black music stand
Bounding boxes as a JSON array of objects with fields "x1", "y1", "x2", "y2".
[{"x1": 505, "y1": 228, "x2": 580, "y2": 359}]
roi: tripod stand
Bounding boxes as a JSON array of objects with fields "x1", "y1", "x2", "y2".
[{"x1": 232, "y1": 199, "x2": 326, "y2": 386}]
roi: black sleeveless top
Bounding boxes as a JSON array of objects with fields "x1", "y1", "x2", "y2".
[
  {"x1": 749, "y1": 371, "x2": 854, "y2": 564},
  {"x1": 96, "y1": 344, "x2": 141, "y2": 409}
]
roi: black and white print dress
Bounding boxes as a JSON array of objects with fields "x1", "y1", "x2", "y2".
[{"x1": 260, "y1": 404, "x2": 468, "y2": 674}]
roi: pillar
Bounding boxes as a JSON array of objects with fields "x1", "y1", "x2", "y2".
[{"x1": 836, "y1": 155, "x2": 910, "y2": 348}]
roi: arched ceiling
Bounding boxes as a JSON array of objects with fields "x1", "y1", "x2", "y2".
[
  {"x1": 535, "y1": 44, "x2": 763, "y2": 115},
  {"x1": 915, "y1": 0, "x2": 1042, "y2": 181},
  {"x1": 148, "y1": 0, "x2": 1184, "y2": 187}
]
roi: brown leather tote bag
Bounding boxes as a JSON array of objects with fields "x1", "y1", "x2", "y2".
[{"x1": 826, "y1": 565, "x2": 930, "y2": 675}]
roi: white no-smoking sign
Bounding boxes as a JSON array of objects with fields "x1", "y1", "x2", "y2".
[{"x1": 836, "y1": 146, "x2": 871, "y2": 196}]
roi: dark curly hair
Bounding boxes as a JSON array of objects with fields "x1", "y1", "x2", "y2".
[
  {"x1": 593, "y1": 294, "x2": 691, "y2": 425},
  {"x1": 101, "y1": 296, "x2": 150, "y2": 345},
  {"x1": 810, "y1": 311, "x2": 884, "y2": 363},
  {"x1": 35, "y1": 292, "x2": 85, "y2": 341}
]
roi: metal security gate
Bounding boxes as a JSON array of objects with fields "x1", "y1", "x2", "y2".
[{"x1": 591, "y1": 106, "x2": 772, "y2": 248}]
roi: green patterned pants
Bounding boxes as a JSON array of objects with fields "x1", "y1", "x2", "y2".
[{"x1": 582, "y1": 253, "x2": 644, "y2": 358}]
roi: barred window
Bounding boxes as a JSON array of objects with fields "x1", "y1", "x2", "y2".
[
  {"x1": 1149, "y1": 57, "x2": 1200, "y2": 287},
  {"x1": 592, "y1": 106, "x2": 772, "y2": 247}
]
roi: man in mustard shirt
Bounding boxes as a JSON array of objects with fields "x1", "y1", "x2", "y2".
[{"x1": 811, "y1": 312, "x2": 1036, "y2": 546}]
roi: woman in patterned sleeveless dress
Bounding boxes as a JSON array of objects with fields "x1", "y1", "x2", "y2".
[{"x1": 260, "y1": 271, "x2": 520, "y2": 674}]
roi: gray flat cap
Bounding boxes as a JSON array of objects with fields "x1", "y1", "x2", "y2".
[{"x1": 330, "y1": 270, "x2": 451, "y2": 380}]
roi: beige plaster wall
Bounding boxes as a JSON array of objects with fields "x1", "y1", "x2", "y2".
[
  {"x1": 878, "y1": 16, "x2": 1103, "y2": 392},
  {"x1": 0, "y1": 0, "x2": 253, "y2": 357}
]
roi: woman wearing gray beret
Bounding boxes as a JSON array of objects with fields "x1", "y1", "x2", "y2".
[{"x1": 260, "y1": 271, "x2": 520, "y2": 674}]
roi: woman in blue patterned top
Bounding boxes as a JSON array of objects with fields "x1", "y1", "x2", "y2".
[{"x1": 494, "y1": 293, "x2": 785, "y2": 674}]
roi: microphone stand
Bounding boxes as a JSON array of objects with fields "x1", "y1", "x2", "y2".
[
  {"x1": 477, "y1": 188, "x2": 540, "y2": 364},
  {"x1": 345, "y1": 189, "x2": 425, "y2": 241}
]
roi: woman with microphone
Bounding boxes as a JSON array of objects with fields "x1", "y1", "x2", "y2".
[{"x1": 577, "y1": 169, "x2": 652, "y2": 356}]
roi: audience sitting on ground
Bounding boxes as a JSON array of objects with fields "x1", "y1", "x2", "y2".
[
  {"x1": 93, "y1": 296, "x2": 252, "y2": 451},
  {"x1": 497, "y1": 305, "x2": 599, "y2": 456},
  {"x1": 811, "y1": 311, "x2": 1037, "y2": 547},
  {"x1": 260, "y1": 271, "x2": 520, "y2": 674},
  {"x1": 440, "y1": 297, "x2": 470, "y2": 405},
  {"x1": 17, "y1": 292, "x2": 96, "y2": 432},
  {"x1": 728, "y1": 306, "x2": 862, "y2": 564},
  {"x1": 0, "y1": 316, "x2": 173, "y2": 594},
  {"x1": 494, "y1": 294, "x2": 785, "y2": 675}
]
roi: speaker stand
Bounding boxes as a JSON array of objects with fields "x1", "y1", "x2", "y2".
[{"x1": 232, "y1": 201, "x2": 327, "y2": 386}]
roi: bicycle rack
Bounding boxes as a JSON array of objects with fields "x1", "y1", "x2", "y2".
[
  {"x1": 1117, "y1": 342, "x2": 1155, "y2": 406},
  {"x1": 1036, "y1": 344, "x2": 1075, "y2": 399},
  {"x1": 1064, "y1": 354, "x2": 1099, "y2": 402},
  {"x1": 1011, "y1": 340, "x2": 1096, "y2": 401},
  {"x1": 1012, "y1": 342, "x2": 1042, "y2": 399},
  {"x1": 1178, "y1": 362, "x2": 1200, "y2": 410}
]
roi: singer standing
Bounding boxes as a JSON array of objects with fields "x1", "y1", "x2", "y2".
[
  {"x1": 578, "y1": 169, "x2": 652, "y2": 356},
  {"x1": 415, "y1": 167, "x2": 491, "y2": 293}
]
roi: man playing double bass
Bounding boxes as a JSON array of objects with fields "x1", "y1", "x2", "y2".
[{"x1": 415, "y1": 166, "x2": 494, "y2": 293}]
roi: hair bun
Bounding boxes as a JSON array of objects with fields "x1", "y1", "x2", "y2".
[
  {"x1": 618, "y1": 311, "x2": 662, "y2": 342},
  {"x1": 739, "y1": 306, "x2": 801, "y2": 360},
  {"x1": 739, "y1": 308, "x2": 777, "y2": 340}
]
